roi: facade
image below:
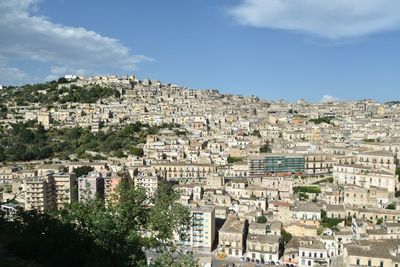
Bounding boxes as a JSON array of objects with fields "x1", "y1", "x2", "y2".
[
  {"x1": 78, "y1": 171, "x2": 104, "y2": 202},
  {"x1": 298, "y1": 238, "x2": 329, "y2": 267},
  {"x1": 249, "y1": 154, "x2": 305, "y2": 175},
  {"x1": 24, "y1": 174, "x2": 54, "y2": 212},
  {"x1": 175, "y1": 205, "x2": 215, "y2": 252},
  {"x1": 246, "y1": 222, "x2": 280, "y2": 262},
  {"x1": 218, "y1": 213, "x2": 246, "y2": 257},
  {"x1": 133, "y1": 173, "x2": 159, "y2": 196},
  {"x1": 333, "y1": 164, "x2": 398, "y2": 193},
  {"x1": 53, "y1": 173, "x2": 77, "y2": 209},
  {"x1": 344, "y1": 240, "x2": 400, "y2": 267}
]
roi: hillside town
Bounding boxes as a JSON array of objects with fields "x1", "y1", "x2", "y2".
[{"x1": 1, "y1": 74, "x2": 400, "y2": 267}]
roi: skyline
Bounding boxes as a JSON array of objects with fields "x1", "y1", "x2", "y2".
[{"x1": 1, "y1": 0, "x2": 400, "y2": 102}]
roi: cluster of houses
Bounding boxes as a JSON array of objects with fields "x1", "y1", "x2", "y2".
[{"x1": 2, "y1": 74, "x2": 400, "y2": 266}]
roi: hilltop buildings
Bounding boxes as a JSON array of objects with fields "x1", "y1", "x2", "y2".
[{"x1": 2, "y1": 74, "x2": 400, "y2": 266}]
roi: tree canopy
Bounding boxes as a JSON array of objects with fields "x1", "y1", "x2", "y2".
[{"x1": 0, "y1": 179, "x2": 197, "y2": 267}]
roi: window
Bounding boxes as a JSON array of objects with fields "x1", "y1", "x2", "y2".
[
  {"x1": 368, "y1": 260, "x2": 371, "y2": 266},
  {"x1": 380, "y1": 262, "x2": 384, "y2": 267},
  {"x1": 356, "y1": 259, "x2": 360, "y2": 265}
]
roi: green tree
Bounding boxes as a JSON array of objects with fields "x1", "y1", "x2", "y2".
[
  {"x1": 149, "y1": 183, "x2": 191, "y2": 244},
  {"x1": 151, "y1": 250, "x2": 198, "y2": 267},
  {"x1": 260, "y1": 143, "x2": 271, "y2": 153},
  {"x1": 281, "y1": 229, "x2": 292, "y2": 244},
  {"x1": 256, "y1": 215, "x2": 267, "y2": 223},
  {"x1": 73, "y1": 166, "x2": 94, "y2": 177}
]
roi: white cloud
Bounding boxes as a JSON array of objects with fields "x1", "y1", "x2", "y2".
[
  {"x1": 230, "y1": 0, "x2": 400, "y2": 39},
  {"x1": 0, "y1": 0, "x2": 152, "y2": 83},
  {"x1": 320, "y1": 95, "x2": 342, "y2": 103},
  {"x1": 0, "y1": 55, "x2": 30, "y2": 84},
  {"x1": 45, "y1": 66, "x2": 89, "y2": 81}
]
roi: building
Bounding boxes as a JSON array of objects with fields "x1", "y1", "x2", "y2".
[
  {"x1": 37, "y1": 111, "x2": 51, "y2": 130},
  {"x1": 24, "y1": 174, "x2": 54, "y2": 212},
  {"x1": 177, "y1": 205, "x2": 216, "y2": 252},
  {"x1": 298, "y1": 238, "x2": 329, "y2": 267},
  {"x1": 249, "y1": 154, "x2": 305, "y2": 175},
  {"x1": 133, "y1": 172, "x2": 159, "y2": 196},
  {"x1": 333, "y1": 164, "x2": 398, "y2": 193},
  {"x1": 246, "y1": 222, "x2": 281, "y2": 262},
  {"x1": 53, "y1": 173, "x2": 77, "y2": 209},
  {"x1": 78, "y1": 171, "x2": 104, "y2": 202},
  {"x1": 218, "y1": 212, "x2": 246, "y2": 257},
  {"x1": 344, "y1": 240, "x2": 400, "y2": 267},
  {"x1": 104, "y1": 172, "x2": 127, "y2": 205}
]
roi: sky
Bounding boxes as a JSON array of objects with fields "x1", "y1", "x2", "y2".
[{"x1": 0, "y1": 0, "x2": 400, "y2": 102}]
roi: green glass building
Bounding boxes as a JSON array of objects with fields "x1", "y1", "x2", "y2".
[{"x1": 249, "y1": 154, "x2": 305, "y2": 175}]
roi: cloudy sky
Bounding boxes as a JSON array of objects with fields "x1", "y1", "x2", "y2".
[{"x1": 1, "y1": 0, "x2": 399, "y2": 102}]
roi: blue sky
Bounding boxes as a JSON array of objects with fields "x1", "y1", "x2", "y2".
[{"x1": 1, "y1": 0, "x2": 400, "y2": 102}]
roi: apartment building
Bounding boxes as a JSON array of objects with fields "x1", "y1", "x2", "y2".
[
  {"x1": 344, "y1": 240, "x2": 400, "y2": 267},
  {"x1": 246, "y1": 222, "x2": 281, "y2": 262},
  {"x1": 133, "y1": 173, "x2": 159, "y2": 196},
  {"x1": 78, "y1": 171, "x2": 104, "y2": 202},
  {"x1": 175, "y1": 205, "x2": 215, "y2": 252},
  {"x1": 218, "y1": 213, "x2": 246, "y2": 257},
  {"x1": 298, "y1": 238, "x2": 329, "y2": 267},
  {"x1": 24, "y1": 174, "x2": 54, "y2": 212},
  {"x1": 53, "y1": 173, "x2": 77, "y2": 209},
  {"x1": 333, "y1": 164, "x2": 398, "y2": 193}
]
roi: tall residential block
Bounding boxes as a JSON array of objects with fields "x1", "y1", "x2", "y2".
[{"x1": 78, "y1": 171, "x2": 104, "y2": 202}]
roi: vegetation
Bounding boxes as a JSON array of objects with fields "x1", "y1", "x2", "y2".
[
  {"x1": 227, "y1": 156, "x2": 243, "y2": 164},
  {"x1": 377, "y1": 218, "x2": 384, "y2": 225},
  {"x1": 293, "y1": 186, "x2": 321, "y2": 194},
  {"x1": 299, "y1": 192, "x2": 309, "y2": 200},
  {"x1": 396, "y1": 167, "x2": 400, "y2": 182},
  {"x1": 260, "y1": 143, "x2": 272, "y2": 153},
  {"x1": 73, "y1": 166, "x2": 94, "y2": 177},
  {"x1": 256, "y1": 215, "x2": 267, "y2": 223},
  {"x1": 0, "y1": 82, "x2": 120, "y2": 105},
  {"x1": 309, "y1": 117, "x2": 332, "y2": 124},
  {"x1": 345, "y1": 216, "x2": 353, "y2": 226},
  {"x1": 321, "y1": 210, "x2": 343, "y2": 229},
  {"x1": 281, "y1": 229, "x2": 292, "y2": 244},
  {"x1": 312, "y1": 177, "x2": 334, "y2": 184},
  {"x1": 386, "y1": 203, "x2": 396, "y2": 210},
  {"x1": 251, "y1": 129, "x2": 261, "y2": 138},
  {"x1": 0, "y1": 180, "x2": 196, "y2": 267},
  {"x1": 0, "y1": 121, "x2": 180, "y2": 162}
]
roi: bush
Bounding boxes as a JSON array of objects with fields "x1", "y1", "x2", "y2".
[
  {"x1": 387, "y1": 203, "x2": 396, "y2": 210},
  {"x1": 256, "y1": 215, "x2": 267, "y2": 223},
  {"x1": 228, "y1": 156, "x2": 243, "y2": 163},
  {"x1": 294, "y1": 186, "x2": 321, "y2": 194}
]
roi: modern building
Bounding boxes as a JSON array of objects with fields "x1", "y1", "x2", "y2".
[
  {"x1": 78, "y1": 171, "x2": 104, "y2": 202},
  {"x1": 249, "y1": 154, "x2": 305, "y2": 175},
  {"x1": 175, "y1": 204, "x2": 215, "y2": 252},
  {"x1": 53, "y1": 173, "x2": 77, "y2": 209},
  {"x1": 24, "y1": 174, "x2": 54, "y2": 212}
]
